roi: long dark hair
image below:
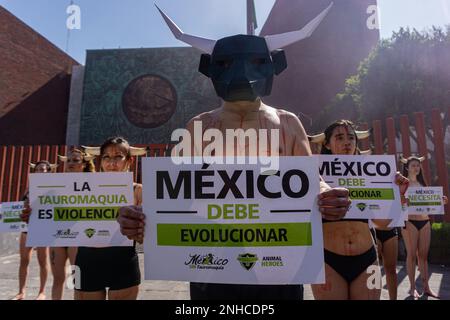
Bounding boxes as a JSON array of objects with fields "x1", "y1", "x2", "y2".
[
  {"x1": 320, "y1": 119, "x2": 360, "y2": 155},
  {"x1": 402, "y1": 156, "x2": 427, "y2": 186}
]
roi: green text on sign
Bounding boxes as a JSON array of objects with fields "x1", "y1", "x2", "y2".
[
  {"x1": 410, "y1": 202, "x2": 441, "y2": 206},
  {"x1": 53, "y1": 207, "x2": 119, "y2": 221},
  {"x1": 349, "y1": 188, "x2": 394, "y2": 200},
  {"x1": 157, "y1": 223, "x2": 312, "y2": 247},
  {"x1": 4, "y1": 218, "x2": 22, "y2": 223}
]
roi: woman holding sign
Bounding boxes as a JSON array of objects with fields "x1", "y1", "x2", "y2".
[
  {"x1": 50, "y1": 149, "x2": 95, "y2": 299},
  {"x1": 310, "y1": 120, "x2": 409, "y2": 300},
  {"x1": 401, "y1": 156, "x2": 448, "y2": 299},
  {"x1": 74, "y1": 137, "x2": 146, "y2": 300},
  {"x1": 14, "y1": 161, "x2": 56, "y2": 300},
  {"x1": 20, "y1": 151, "x2": 96, "y2": 299}
]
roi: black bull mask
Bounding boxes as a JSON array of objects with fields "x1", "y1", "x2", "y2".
[{"x1": 156, "y1": 3, "x2": 333, "y2": 102}]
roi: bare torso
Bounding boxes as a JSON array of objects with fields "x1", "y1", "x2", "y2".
[
  {"x1": 186, "y1": 100, "x2": 311, "y2": 157},
  {"x1": 323, "y1": 221, "x2": 374, "y2": 255},
  {"x1": 187, "y1": 100, "x2": 371, "y2": 256}
]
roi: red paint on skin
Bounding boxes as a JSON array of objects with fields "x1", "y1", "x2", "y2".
[
  {"x1": 280, "y1": 115, "x2": 286, "y2": 155},
  {"x1": 286, "y1": 115, "x2": 295, "y2": 154},
  {"x1": 256, "y1": 112, "x2": 262, "y2": 154},
  {"x1": 291, "y1": 135, "x2": 296, "y2": 154},
  {"x1": 263, "y1": 116, "x2": 270, "y2": 156},
  {"x1": 239, "y1": 115, "x2": 245, "y2": 154},
  {"x1": 214, "y1": 120, "x2": 224, "y2": 151}
]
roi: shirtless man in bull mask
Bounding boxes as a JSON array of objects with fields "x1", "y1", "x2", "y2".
[{"x1": 118, "y1": 2, "x2": 351, "y2": 300}]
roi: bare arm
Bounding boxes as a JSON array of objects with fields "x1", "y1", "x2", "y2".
[
  {"x1": 282, "y1": 111, "x2": 350, "y2": 220},
  {"x1": 133, "y1": 183, "x2": 142, "y2": 207},
  {"x1": 283, "y1": 111, "x2": 312, "y2": 157},
  {"x1": 119, "y1": 113, "x2": 216, "y2": 243},
  {"x1": 372, "y1": 173, "x2": 409, "y2": 228}
]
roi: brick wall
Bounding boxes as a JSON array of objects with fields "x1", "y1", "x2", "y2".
[{"x1": 0, "y1": 6, "x2": 79, "y2": 145}]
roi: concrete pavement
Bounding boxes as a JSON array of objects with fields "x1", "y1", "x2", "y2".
[{"x1": 1, "y1": 252, "x2": 448, "y2": 300}]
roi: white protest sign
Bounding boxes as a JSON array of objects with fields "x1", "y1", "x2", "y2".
[
  {"x1": 407, "y1": 187, "x2": 445, "y2": 215},
  {"x1": 27, "y1": 172, "x2": 134, "y2": 247},
  {"x1": 143, "y1": 156, "x2": 324, "y2": 285},
  {"x1": 319, "y1": 155, "x2": 402, "y2": 220},
  {"x1": 0, "y1": 202, "x2": 27, "y2": 233},
  {"x1": 388, "y1": 203, "x2": 409, "y2": 227}
]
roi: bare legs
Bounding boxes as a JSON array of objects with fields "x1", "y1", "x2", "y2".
[
  {"x1": 74, "y1": 286, "x2": 139, "y2": 300},
  {"x1": 13, "y1": 233, "x2": 32, "y2": 300},
  {"x1": 35, "y1": 247, "x2": 49, "y2": 300},
  {"x1": 416, "y1": 223, "x2": 439, "y2": 298},
  {"x1": 13, "y1": 233, "x2": 49, "y2": 300},
  {"x1": 312, "y1": 262, "x2": 381, "y2": 300},
  {"x1": 401, "y1": 222, "x2": 438, "y2": 299},
  {"x1": 377, "y1": 235, "x2": 398, "y2": 300}
]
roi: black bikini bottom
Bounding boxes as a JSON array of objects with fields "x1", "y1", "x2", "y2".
[
  {"x1": 324, "y1": 246, "x2": 377, "y2": 284},
  {"x1": 75, "y1": 246, "x2": 141, "y2": 292},
  {"x1": 375, "y1": 228, "x2": 398, "y2": 245},
  {"x1": 406, "y1": 220, "x2": 430, "y2": 231}
]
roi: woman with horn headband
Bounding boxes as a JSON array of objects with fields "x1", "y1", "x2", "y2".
[
  {"x1": 52, "y1": 149, "x2": 95, "y2": 299},
  {"x1": 74, "y1": 137, "x2": 146, "y2": 300},
  {"x1": 14, "y1": 161, "x2": 57, "y2": 300},
  {"x1": 400, "y1": 156, "x2": 448, "y2": 299},
  {"x1": 309, "y1": 120, "x2": 409, "y2": 300},
  {"x1": 20, "y1": 150, "x2": 95, "y2": 299}
]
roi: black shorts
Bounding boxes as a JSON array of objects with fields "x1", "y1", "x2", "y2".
[
  {"x1": 190, "y1": 283, "x2": 304, "y2": 300},
  {"x1": 75, "y1": 246, "x2": 141, "y2": 292}
]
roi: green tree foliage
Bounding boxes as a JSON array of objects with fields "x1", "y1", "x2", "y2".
[{"x1": 316, "y1": 27, "x2": 450, "y2": 130}]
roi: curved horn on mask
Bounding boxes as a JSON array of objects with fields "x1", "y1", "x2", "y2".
[
  {"x1": 264, "y1": 2, "x2": 333, "y2": 52},
  {"x1": 29, "y1": 163, "x2": 36, "y2": 169},
  {"x1": 49, "y1": 164, "x2": 59, "y2": 171},
  {"x1": 84, "y1": 154, "x2": 96, "y2": 161},
  {"x1": 130, "y1": 147, "x2": 147, "y2": 157},
  {"x1": 155, "y1": 4, "x2": 217, "y2": 54},
  {"x1": 360, "y1": 149, "x2": 372, "y2": 155},
  {"x1": 418, "y1": 156, "x2": 426, "y2": 162},
  {"x1": 399, "y1": 157, "x2": 408, "y2": 164},
  {"x1": 308, "y1": 133, "x2": 326, "y2": 144},
  {"x1": 81, "y1": 146, "x2": 101, "y2": 156},
  {"x1": 58, "y1": 155, "x2": 68, "y2": 162},
  {"x1": 356, "y1": 130, "x2": 370, "y2": 140}
]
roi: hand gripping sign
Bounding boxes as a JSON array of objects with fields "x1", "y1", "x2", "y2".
[
  {"x1": 319, "y1": 155, "x2": 402, "y2": 220},
  {"x1": 0, "y1": 202, "x2": 27, "y2": 233},
  {"x1": 407, "y1": 187, "x2": 445, "y2": 215},
  {"x1": 27, "y1": 172, "x2": 134, "y2": 247},
  {"x1": 143, "y1": 156, "x2": 324, "y2": 285}
]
